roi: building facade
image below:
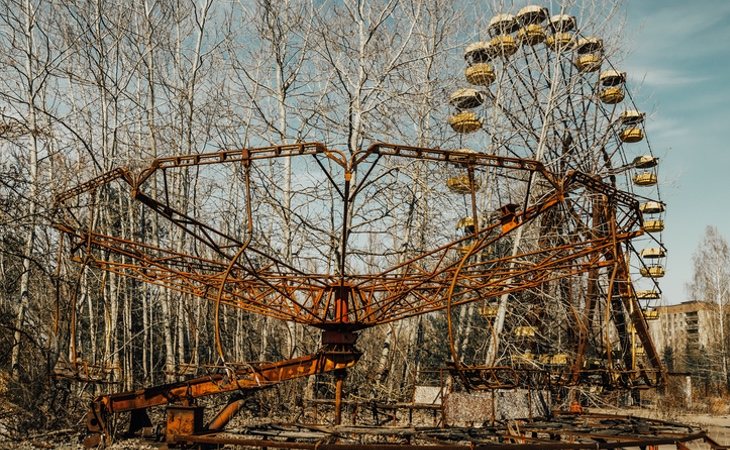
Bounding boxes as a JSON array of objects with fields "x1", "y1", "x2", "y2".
[{"x1": 647, "y1": 300, "x2": 719, "y2": 369}]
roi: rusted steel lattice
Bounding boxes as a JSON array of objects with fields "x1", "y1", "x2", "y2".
[
  {"x1": 56, "y1": 140, "x2": 664, "y2": 446},
  {"x1": 53, "y1": 4, "x2": 676, "y2": 447}
]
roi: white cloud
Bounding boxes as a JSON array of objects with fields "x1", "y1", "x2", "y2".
[
  {"x1": 644, "y1": 115, "x2": 687, "y2": 139},
  {"x1": 624, "y1": 66, "x2": 710, "y2": 88}
]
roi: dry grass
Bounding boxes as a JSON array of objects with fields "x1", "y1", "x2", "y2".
[{"x1": 709, "y1": 397, "x2": 730, "y2": 415}]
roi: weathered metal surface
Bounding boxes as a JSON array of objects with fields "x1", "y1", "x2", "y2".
[
  {"x1": 55, "y1": 142, "x2": 669, "y2": 446},
  {"x1": 84, "y1": 347, "x2": 360, "y2": 444},
  {"x1": 56, "y1": 143, "x2": 645, "y2": 331},
  {"x1": 97, "y1": 350, "x2": 358, "y2": 414},
  {"x1": 166, "y1": 413, "x2": 711, "y2": 450},
  {"x1": 165, "y1": 405, "x2": 203, "y2": 443}
]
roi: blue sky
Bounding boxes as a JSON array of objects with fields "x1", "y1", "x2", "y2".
[{"x1": 622, "y1": 0, "x2": 730, "y2": 303}]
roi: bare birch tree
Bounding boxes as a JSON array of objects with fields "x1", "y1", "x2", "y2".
[
  {"x1": 0, "y1": 0, "x2": 56, "y2": 381},
  {"x1": 689, "y1": 226, "x2": 730, "y2": 390}
]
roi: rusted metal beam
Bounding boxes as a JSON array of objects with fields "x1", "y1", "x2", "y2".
[
  {"x1": 85, "y1": 347, "x2": 360, "y2": 442},
  {"x1": 56, "y1": 217, "x2": 638, "y2": 330},
  {"x1": 54, "y1": 167, "x2": 132, "y2": 204},
  {"x1": 206, "y1": 397, "x2": 246, "y2": 432},
  {"x1": 135, "y1": 142, "x2": 341, "y2": 186},
  {"x1": 97, "y1": 350, "x2": 358, "y2": 414},
  {"x1": 356, "y1": 143, "x2": 549, "y2": 177},
  {"x1": 613, "y1": 244, "x2": 666, "y2": 385},
  {"x1": 170, "y1": 425, "x2": 708, "y2": 450}
]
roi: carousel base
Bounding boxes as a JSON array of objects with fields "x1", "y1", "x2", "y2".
[{"x1": 161, "y1": 412, "x2": 715, "y2": 450}]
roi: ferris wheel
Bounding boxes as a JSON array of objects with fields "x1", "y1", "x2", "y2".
[{"x1": 444, "y1": 5, "x2": 666, "y2": 389}]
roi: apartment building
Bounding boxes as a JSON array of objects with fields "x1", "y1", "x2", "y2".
[{"x1": 647, "y1": 301, "x2": 719, "y2": 363}]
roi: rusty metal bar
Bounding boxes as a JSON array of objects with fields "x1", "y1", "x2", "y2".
[
  {"x1": 59, "y1": 217, "x2": 638, "y2": 331},
  {"x1": 97, "y1": 350, "x2": 359, "y2": 414},
  {"x1": 173, "y1": 427, "x2": 708, "y2": 450},
  {"x1": 334, "y1": 371, "x2": 345, "y2": 425},
  {"x1": 54, "y1": 167, "x2": 132, "y2": 204},
  {"x1": 135, "y1": 142, "x2": 340, "y2": 186},
  {"x1": 206, "y1": 397, "x2": 246, "y2": 432},
  {"x1": 613, "y1": 244, "x2": 666, "y2": 384},
  {"x1": 85, "y1": 347, "x2": 361, "y2": 443},
  {"x1": 356, "y1": 143, "x2": 549, "y2": 177}
]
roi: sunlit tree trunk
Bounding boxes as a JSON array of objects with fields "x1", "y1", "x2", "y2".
[{"x1": 10, "y1": 0, "x2": 41, "y2": 380}]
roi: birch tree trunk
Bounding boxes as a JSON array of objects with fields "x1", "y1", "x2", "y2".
[
  {"x1": 10, "y1": 0, "x2": 41, "y2": 380},
  {"x1": 689, "y1": 226, "x2": 730, "y2": 390}
]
